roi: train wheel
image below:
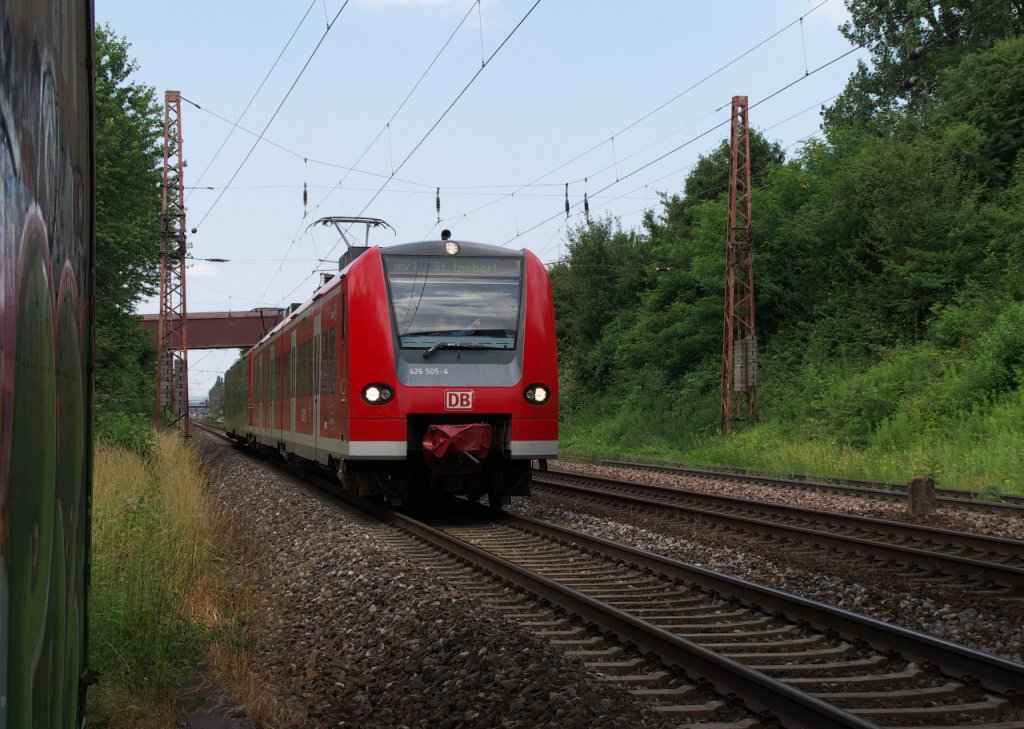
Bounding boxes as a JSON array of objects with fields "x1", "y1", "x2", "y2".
[{"x1": 487, "y1": 487, "x2": 504, "y2": 514}]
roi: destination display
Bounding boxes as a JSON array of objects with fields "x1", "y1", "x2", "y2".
[{"x1": 384, "y1": 256, "x2": 521, "y2": 278}]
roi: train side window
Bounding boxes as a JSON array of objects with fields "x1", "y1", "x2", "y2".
[
  {"x1": 329, "y1": 329, "x2": 336, "y2": 394},
  {"x1": 320, "y1": 331, "x2": 327, "y2": 395},
  {"x1": 303, "y1": 340, "x2": 311, "y2": 396},
  {"x1": 289, "y1": 347, "x2": 295, "y2": 398},
  {"x1": 303, "y1": 339, "x2": 311, "y2": 395},
  {"x1": 271, "y1": 354, "x2": 277, "y2": 402},
  {"x1": 320, "y1": 327, "x2": 336, "y2": 395}
]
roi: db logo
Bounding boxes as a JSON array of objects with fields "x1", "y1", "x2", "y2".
[{"x1": 445, "y1": 390, "x2": 473, "y2": 410}]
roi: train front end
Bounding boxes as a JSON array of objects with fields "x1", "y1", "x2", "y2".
[{"x1": 344, "y1": 239, "x2": 558, "y2": 506}]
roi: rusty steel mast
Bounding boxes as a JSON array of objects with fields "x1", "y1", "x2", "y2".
[
  {"x1": 720, "y1": 95, "x2": 757, "y2": 436},
  {"x1": 155, "y1": 90, "x2": 191, "y2": 435}
]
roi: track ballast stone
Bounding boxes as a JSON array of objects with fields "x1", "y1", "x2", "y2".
[{"x1": 196, "y1": 435, "x2": 680, "y2": 728}]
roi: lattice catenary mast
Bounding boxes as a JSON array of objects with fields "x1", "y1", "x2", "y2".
[
  {"x1": 720, "y1": 95, "x2": 758, "y2": 436},
  {"x1": 155, "y1": 90, "x2": 191, "y2": 436}
]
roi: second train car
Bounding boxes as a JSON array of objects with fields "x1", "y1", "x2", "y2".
[{"x1": 224, "y1": 235, "x2": 558, "y2": 507}]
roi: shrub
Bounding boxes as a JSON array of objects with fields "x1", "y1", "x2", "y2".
[{"x1": 94, "y1": 411, "x2": 155, "y2": 456}]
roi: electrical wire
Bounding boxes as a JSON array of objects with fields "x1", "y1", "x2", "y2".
[
  {"x1": 503, "y1": 44, "x2": 865, "y2": 246},
  {"x1": 290, "y1": 0, "x2": 545, "y2": 306},
  {"x1": 186, "y1": 0, "x2": 317, "y2": 203},
  {"x1": 426, "y1": 0, "x2": 842, "y2": 236},
  {"x1": 192, "y1": 0, "x2": 353, "y2": 233},
  {"x1": 304, "y1": 0, "x2": 481, "y2": 220}
]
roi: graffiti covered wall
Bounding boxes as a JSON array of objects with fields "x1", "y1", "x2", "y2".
[{"x1": 0, "y1": 2, "x2": 95, "y2": 728}]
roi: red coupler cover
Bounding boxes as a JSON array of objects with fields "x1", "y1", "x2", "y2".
[{"x1": 422, "y1": 423, "x2": 493, "y2": 474}]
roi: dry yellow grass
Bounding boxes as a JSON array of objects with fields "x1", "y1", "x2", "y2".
[{"x1": 89, "y1": 430, "x2": 266, "y2": 728}]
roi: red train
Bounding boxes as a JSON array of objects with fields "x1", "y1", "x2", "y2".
[{"x1": 224, "y1": 230, "x2": 558, "y2": 507}]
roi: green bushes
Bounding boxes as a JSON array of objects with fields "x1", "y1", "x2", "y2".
[
  {"x1": 94, "y1": 411, "x2": 155, "y2": 457},
  {"x1": 955, "y1": 302, "x2": 1024, "y2": 406}
]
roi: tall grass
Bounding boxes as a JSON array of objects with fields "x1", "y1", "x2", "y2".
[
  {"x1": 560, "y1": 377, "x2": 1024, "y2": 496},
  {"x1": 89, "y1": 432, "x2": 216, "y2": 728},
  {"x1": 90, "y1": 429, "x2": 298, "y2": 728}
]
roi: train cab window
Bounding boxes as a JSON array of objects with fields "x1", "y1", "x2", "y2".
[{"x1": 383, "y1": 255, "x2": 522, "y2": 350}]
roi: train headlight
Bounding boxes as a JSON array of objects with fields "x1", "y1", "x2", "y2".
[
  {"x1": 362, "y1": 383, "x2": 395, "y2": 404},
  {"x1": 524, "y1": 384, "x2": 550, "y2": 405}
]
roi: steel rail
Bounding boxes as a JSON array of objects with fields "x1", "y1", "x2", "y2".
[
  {"x1": 382, "y1": 508, "x2": 874, "y2": 728},
  {"x1": 199, "y1": 429, "x2": 1024, "y2": 725},
  {"x1": 533, "y1": 471, "x2": 1024, "y2": 590},
  {"x1": 601, "y1": 459, "x2": 1024, "y2": 514},
  {"x1": 503, "y1": 511, "x2": 1024, "y2": 697}
]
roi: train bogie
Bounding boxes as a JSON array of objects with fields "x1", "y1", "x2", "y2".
[{"x1": 224, "y1": 238, "x2": 558, "y2": 507}]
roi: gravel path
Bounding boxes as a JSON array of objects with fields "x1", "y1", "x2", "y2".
[{"x1": 197, "y1": 434, "x2": 680, "y2": 728}]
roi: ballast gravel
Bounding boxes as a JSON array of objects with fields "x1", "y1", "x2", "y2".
[
  {"x1": 550, "y1": 461, "x2": 1024, "y2": 541},
  {"x1": 196, "y1": 432, "x2": 1023, "y2": 727},
  {"x1": 521, "y1": 461, "x2": 1024, "y2": 663},
  {"x1": 196, "y1": 434, "x2": 679, "y2": 729}
]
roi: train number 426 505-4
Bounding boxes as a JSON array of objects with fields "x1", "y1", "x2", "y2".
[{"x1": 408, "y1": 366, "x2": 449, "y2": 376}]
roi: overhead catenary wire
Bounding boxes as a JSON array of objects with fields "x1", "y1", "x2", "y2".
[
  {"x1": 427, "y1": 0, "x2": 840, "y2": 236},
  {"x1": 253, "y1": 0, "x2": 484, "y2": 309},
  {"x1": 186, "y1": 0, "x2": 317, "y2": 204},
  {"x1": 347, "y1": 0, "x2": 544, "y2": 213},
  {"x1": 192, "y1": 0, "x2": 353, "y2": 233},
  {"x1": 303, "y1": 0, "x2": 480, "y2": 223},
  {"x1": 180, "y1": 96, "x2": 434, "y2": 188},
  {"x1": 532, "y1": 13, "x2": 1023, "y2": 261},
  {"x1": 307, "y1": 0, "x2": 545, "y2": 286},
  {"x1": 179, "y1": 11, "x2": 848, "y2": 215},
  {"x1": 271, "y1": 2, "x2": 849, "y2": 307},
  {"x1": 196, "y1": 0, "x2": 873, "y2": 310},
  {"x1": 503, "y1": 43, "x2": 865, "y2": 247}
]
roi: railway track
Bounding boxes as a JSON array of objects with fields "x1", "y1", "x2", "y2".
[
  {"x1": 531, "y1": 470, "x2": 1024, "y2": 599},
  {"x1": 195, "y1": 425, "x2": 1024, "y2": 726},
  {"x1": 601, "y1": 460, "x2": 1024, "y2": 514},
  {"x1": 381, "y1": 506, "x2": 1024, "y2": 727}
]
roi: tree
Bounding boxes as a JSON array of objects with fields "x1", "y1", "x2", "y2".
[
  {"x1": 93, "y1": 26, "x2": 163, "y2": 419},
  {"x1": 931, "y1": 36, "x2": 1024, "y2": 187},
  {"x1": 683, "y1": 131, "x2": 785, "y2": 206},
  {"x1": 207, "y1": 375, "x2": 225, "y2": 415},
  {"x1": 549, "y1": 218, "x2": 653, "y2": 390},
  {"x1": 825, "y1": 0, "x2": 1023, "y2": 133}
]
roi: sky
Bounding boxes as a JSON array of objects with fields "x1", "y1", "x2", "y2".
[{"x1": 95, "y1": 0, "x2": 867, "y2": 400}]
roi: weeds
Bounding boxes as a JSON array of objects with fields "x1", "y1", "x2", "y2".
[{"x1": 89, "y1": 432, "x2": 221, "y2": 728}]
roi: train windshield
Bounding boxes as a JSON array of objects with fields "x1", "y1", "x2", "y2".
[{"x1": 383, "y1": 255, "x2": 522, "y2": 350}]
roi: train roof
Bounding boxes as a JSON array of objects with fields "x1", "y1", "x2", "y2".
[{"x1": 381, "y1": 239, "x2": 525, "y2": 257}]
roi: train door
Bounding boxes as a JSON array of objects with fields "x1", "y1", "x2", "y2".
[
  {"x1": 247, "y1": 351, "x2": 255, "y2": 429},
  {"x1": 313, "y1": 313, "x2": 322, "y2": 460},
  {"x1": 290, "y1": 330, "x2": 297, "y2": 436},
  {"x1": 269, "y1": 343, "x2": 276, "y2": 442},
  {"x1": 257, "y1": 350, "x2": 265, "y2": 431},
  {"x1": 339, "y1": 292, "x2": 349, "y2": 444}
]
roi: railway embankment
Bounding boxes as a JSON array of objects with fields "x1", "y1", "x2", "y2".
[
  {"x1": 192, "y1": 426, "x2": 1024, "y2": 726},
  {"x1": 195, "y1": 430, "x2": 679, "y2": 728}
]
